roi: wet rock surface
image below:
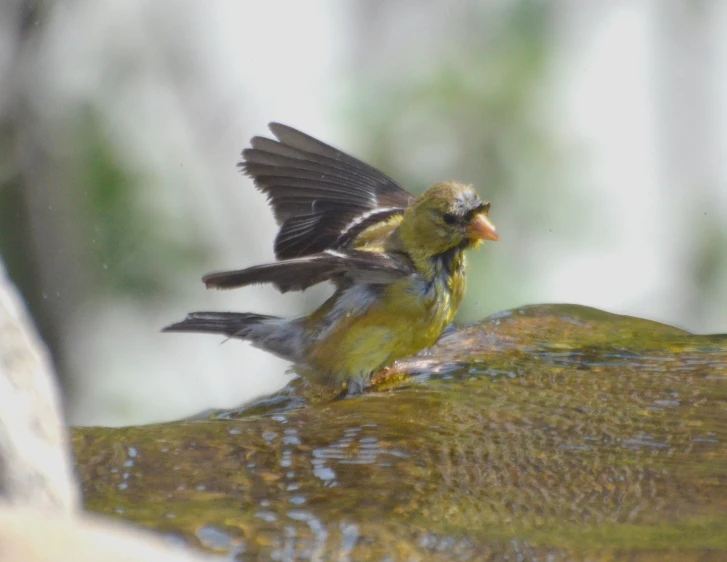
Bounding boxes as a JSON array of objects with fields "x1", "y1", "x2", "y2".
[{"x1": 74, "y1": 304, "x2": 727, "y2": 560}]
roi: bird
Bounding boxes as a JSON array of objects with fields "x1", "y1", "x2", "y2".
[{"x1": 163, "y1": 123, "x2": 499, "y2": 392}]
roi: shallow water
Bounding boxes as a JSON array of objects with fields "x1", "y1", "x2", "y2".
[{"x1": 74, "y1": 304, "x2": 727, "y2": 560}]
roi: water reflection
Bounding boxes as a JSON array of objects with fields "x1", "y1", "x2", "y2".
[{"x1": 74, "y1": 304, "x2": 727, "y2": 560}]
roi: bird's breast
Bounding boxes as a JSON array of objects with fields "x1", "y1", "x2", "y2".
[
  {"x1": 303, "y1": 251, "x2": 468, "y2": 383},
  {"x1": 423, "y1": 248, "x2": 467, "y2": 312}
]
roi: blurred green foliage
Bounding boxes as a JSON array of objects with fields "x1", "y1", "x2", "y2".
[
  {"x1": 353, "y1": 1, "x2": 558, "y2": 323},
  {"x1": 0, "y1": 160, "x2": 39, "y2": 300},
  {"x1": 75, "y1": 108, "x2": 208, "y2": 299},
  {"x1": 0, "y1": 103, "x2": 210, "y2": 378}
]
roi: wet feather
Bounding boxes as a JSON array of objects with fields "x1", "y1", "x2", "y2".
[{"x1": 164, "y1": 123, "x2": 498, "y2": 388}]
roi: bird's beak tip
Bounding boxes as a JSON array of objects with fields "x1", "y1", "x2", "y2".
[{"x1": 467, "y1": 213, "x2": 500, "y2": 242}]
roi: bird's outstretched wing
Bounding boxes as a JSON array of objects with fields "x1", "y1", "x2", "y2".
[
  {"x1": 241, "y1": 123, "x2": 415, "y2": 259},
  {"x1": 203, "y1": 250, "x2": 414, "y2": 293}
]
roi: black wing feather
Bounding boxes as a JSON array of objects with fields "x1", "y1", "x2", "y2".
[
  {"x1": 268, "y1": 123, "x2": 411, "y2": 205},
  {"x1": 273, "y1": 208, "x2": 371, "y2": 258},
  {"x1": 240, "y1": 123, "x2": 414, "y2": 259},
  {"x1": 203, "y1": 250, "x2": 414, "y2": 293}
]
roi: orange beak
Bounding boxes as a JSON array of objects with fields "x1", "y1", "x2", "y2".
[{"x1": 467, "y1": 213, "x2": 500, "y2": 241}]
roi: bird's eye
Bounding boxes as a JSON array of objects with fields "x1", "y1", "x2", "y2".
[{"x1": 442, "y1": 213, "x2": 458, "y2": 225}]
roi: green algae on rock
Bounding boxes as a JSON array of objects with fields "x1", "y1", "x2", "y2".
[{"x1": 74, "y1": 304, "x2": 727, "y2": 561}]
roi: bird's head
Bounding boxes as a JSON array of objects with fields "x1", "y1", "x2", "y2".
[{"x1": 398, "y1": 181, "x2": 499, "y2": 258}]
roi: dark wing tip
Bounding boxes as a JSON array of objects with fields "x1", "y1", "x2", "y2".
[
  {"x1": 203, "y1": 270, "x2": 251, "y2": 290},
  {"x1": 202, "y1": 261, "x2": 321, "y2": 293},
  {"x1": 268, "y1": 122, "x2": 290, "y2": 136}
]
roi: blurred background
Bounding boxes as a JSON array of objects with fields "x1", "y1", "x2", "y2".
[{"x1": 2, "y1": 0, "x2": 726, "y2": 426}]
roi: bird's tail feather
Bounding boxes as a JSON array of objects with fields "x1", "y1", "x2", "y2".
[
  {"x1": 163, "y1": 312, "x2": 277, "y2": 337},
  {"x1": 163, "y1": 312, "x2": 306, "y2": 363}
]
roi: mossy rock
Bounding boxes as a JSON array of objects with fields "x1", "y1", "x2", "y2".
[{"x1": 73, "y1": 304, "x2": 727, "y2": 560}]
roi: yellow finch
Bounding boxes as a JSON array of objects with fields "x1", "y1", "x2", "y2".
[{"x1": 164, "y1": 123, "x2": 499, "y2": 391}]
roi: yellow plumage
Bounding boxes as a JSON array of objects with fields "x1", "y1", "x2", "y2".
[
  {"x1": 304, "y1": 254, "x2": 465, "y2": 384},
  {"x1": 164, "y1": 125, "x2": 498, "y2": 392}
]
